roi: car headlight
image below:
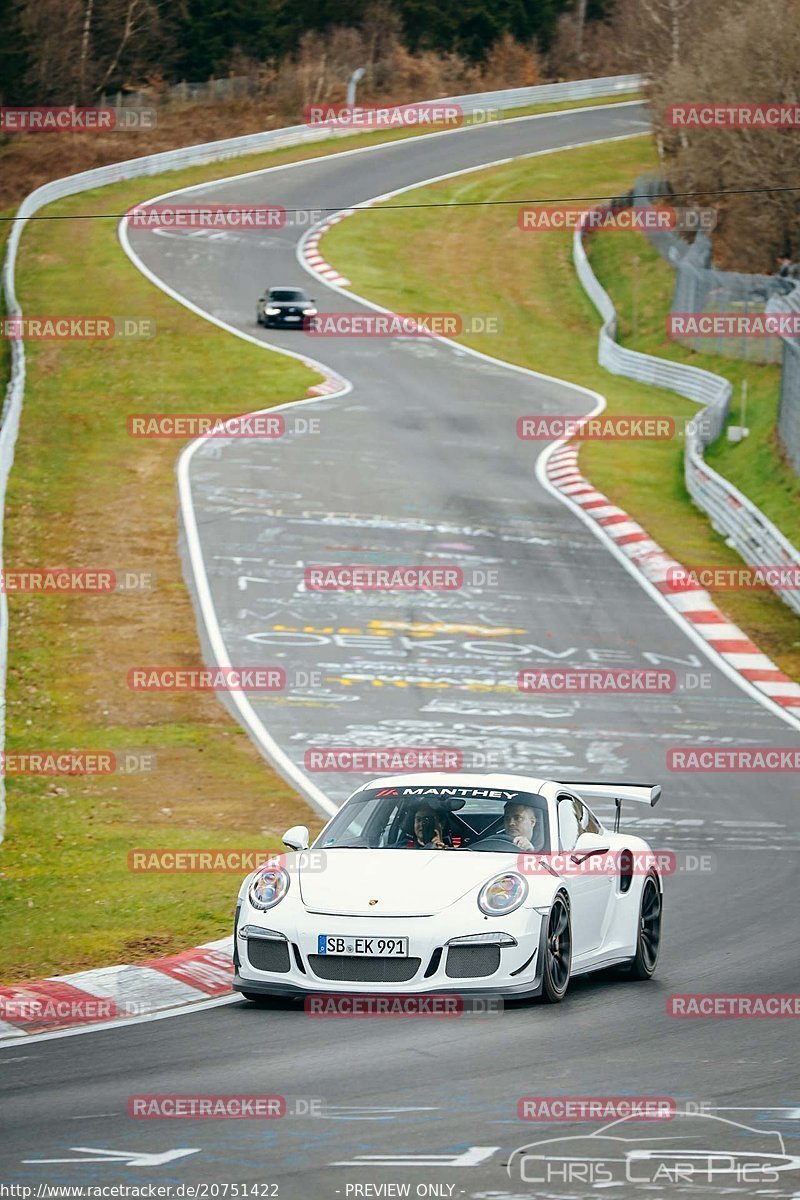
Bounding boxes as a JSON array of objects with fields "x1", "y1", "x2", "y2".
[
  {"x1": 478, "y1": 873, "x2": 528, "y2": 916},
  {"x1": 264, "y1": 306, "x2": 281, "y2": 315},
  {"x1": 248, "y1": 866, "x2": 289, "y2": 910},
  {"x1": 303, "y1": 307, "x2": 318, "y2": 315}
]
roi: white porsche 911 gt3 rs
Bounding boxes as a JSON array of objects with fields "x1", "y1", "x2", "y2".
[{"x1": 233, "y1": 773, "x2": 664, "y2": 1004}]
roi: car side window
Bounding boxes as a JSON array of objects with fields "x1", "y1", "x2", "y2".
[
  {"x1": 557, "y1": 794, "x2": 581, "y2": 852},
  {"x1": 577, "y1": 801, "x2": 602, "y2": 835}
]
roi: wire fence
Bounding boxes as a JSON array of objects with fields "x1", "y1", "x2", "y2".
[
  {"x1": 772, "y1": 287, "x2": 800, "y2": 471},
  {"x1": 100, "y1": 76, "x2": 263, "y2": 109},
  {"x1": 632, "y1": 173, "x2": 800, "y2": 471},
  {"x1": 100, "y1": 70, "x2": 642, "y2": 113},
  {"x1": 630, "y1": 174, "x2": 796, "y2": 365}
]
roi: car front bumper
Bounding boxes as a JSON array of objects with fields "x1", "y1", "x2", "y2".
[
  {"x1": 233, "y1": 902, "x2": 546, "y2": 1001},
  {"x1": 259, "y1": 310, "x2": 307, "y2": 326}
]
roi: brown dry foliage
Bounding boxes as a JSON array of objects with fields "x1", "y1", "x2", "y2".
[
  {"x1": 547, "y1": 0, "x2": 728, "y2": 81},
  {"x1": 0, "y1": 22, "x2": 543, "y2": 209},
  {"x1": 548, "y1": 0, "x2": 800, "y2": 272},
  {"x1": 648, "y1": 0, "x2": 800, "y2": 270}
]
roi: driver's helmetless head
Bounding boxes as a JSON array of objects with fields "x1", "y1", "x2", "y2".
[{"x1": 504, "y1": 802, "x2": 537, "y2": 839}]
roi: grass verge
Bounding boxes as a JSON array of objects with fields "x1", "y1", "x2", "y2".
[
  {"x1": 0, "y1": 178, "x2": 324, "y2": 984},
  {"x1": 320, "y1": 134, "x2": 800, "y2": 679}
]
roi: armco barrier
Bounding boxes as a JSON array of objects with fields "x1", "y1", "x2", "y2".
[
  {"x1": 0, "y1": 74, "x2": 642, "y2": 843},
  {"x1": 573, "y1": 219, "x2": 800, "y2": 619}
]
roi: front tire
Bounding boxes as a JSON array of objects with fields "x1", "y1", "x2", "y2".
[
  {"x1": 540, "y1": 893, "x2": 572, "y2": 1003},
  {"x1": 626, "y1": 874, "x2": 662, "y2": 980}
]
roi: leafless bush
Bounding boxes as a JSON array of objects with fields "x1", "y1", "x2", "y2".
[{"x1": 267, "y1": 14, "x2": 539, "y2": 117}]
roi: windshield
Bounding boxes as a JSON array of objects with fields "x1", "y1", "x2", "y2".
[
  {"x1": 314, "y1": 784, "x2": 549, "y2": 853},
  {"x1": 270, "y1": 289, "x2": 307, "y2": 302}
]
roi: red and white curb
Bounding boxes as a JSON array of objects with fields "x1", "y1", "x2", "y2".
[
  {"x1": 547, "y1": 445, "x2": 800, "y2": 709},
  {"x1": 308, "y1": 372, "x2": 346, "y2": 396},
  {"x1": 0, "y1": 936, "x2": 234, "y2": 1039},
  {"x1": 301, "y1": 211, "x2": 353, "y2": 287}
]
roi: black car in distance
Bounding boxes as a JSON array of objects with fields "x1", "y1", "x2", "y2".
[{"x1": 256, "y1": 286, "x2": 318, "y2": 328}]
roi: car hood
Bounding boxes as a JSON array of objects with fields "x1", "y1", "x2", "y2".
[{"x1": 298, "y1": 848, "x2": 526, "y2": 916}]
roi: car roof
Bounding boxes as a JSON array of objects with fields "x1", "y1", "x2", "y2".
[
  {"x1": 353, "y1": 772, "x2": 549, "y2": 795},
  {"x1": 269, "y1": 285, "x2": 306, "y2": 292}
]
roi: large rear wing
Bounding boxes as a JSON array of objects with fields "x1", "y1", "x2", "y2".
[{"x1": 554, "y1": 780, "x2": 661, "y2": 831}]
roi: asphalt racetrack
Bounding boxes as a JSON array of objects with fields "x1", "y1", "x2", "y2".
[{"x1": 2, "y1": 101, "x2": 799, "y2": 1199}]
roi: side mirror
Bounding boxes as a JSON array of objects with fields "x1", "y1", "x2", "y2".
[
  {"x1": 571, "y1": 831, "x2": 610, "y2": 862},
  {"x1": 283, "y1": 824, "x2": 309, "y2": 851}
]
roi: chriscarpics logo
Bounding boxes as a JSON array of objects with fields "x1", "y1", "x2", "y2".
[{"x1": 508, "y1": 1112, "x2": 800, "y2": 1190}]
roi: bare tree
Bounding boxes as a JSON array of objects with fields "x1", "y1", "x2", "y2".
[
  {"x1": 95, "y1": 0, "x2": 162, "y2": 96},
  {"x1": 649, "y1": 0, "x2": 800, "y2": 270},
  {"x1": 637, "y1": 0, "x2": 694, "y2": 69},
  {"x1": 79, "y1": 0, "x2": 94, "y2": 101},
  {"x1": 574, "y1": 0, "x2": 587, "y2": 59},
  {"x1": 16, "y1": 0, "x2": 169, "y2": 103},
  {"x1": 16, "y1": 0, "x2": 85, "y2": 102}
]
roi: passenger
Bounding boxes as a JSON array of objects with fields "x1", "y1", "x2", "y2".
[{"x1": 410, "y1": 805, "x2": 451, "y2": 848}]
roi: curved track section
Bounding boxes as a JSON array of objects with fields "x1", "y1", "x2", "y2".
[{"x1": 2, "y1": 102, "x2": 799, "y2": 1200}]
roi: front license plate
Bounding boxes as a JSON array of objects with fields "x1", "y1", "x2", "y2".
[
  {"x1": 284, "y1": 314, "x2": 301, "y2": 321},
  {"x1": 318, "y1": 935, "x2": 408, "y2": 957}
]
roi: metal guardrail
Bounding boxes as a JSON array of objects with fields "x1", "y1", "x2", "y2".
[
  {"x1": 573, "y1": 219, "x2": 800, "y2": 619},
  {"x1": 0, "y1": 74, "x2": 643, "y2": 843}
]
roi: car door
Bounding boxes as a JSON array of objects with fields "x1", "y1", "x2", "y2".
[{"x1": 556, "y1": 793, "x2": 615, "y2": 957}]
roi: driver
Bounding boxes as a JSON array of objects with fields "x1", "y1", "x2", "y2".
[{"x1": 504, "y1": 800, "x2": 542, "y2": 851}]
